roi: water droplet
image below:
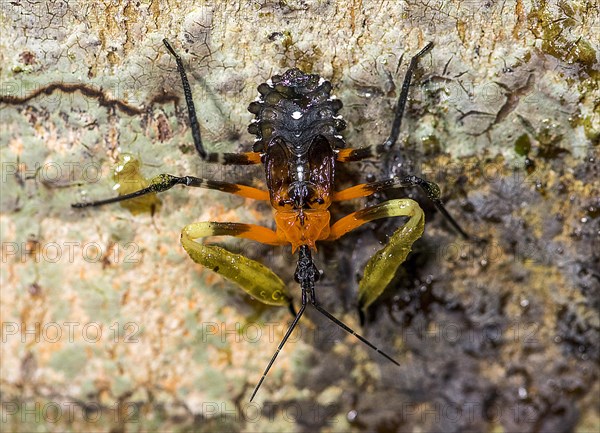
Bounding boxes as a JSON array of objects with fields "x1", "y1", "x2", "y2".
[
  {"x1": 520, "y1": 298, "x2": 529, "y2": 308},
  {"x1": 518, "y1": 387, "x2": 528, "y2": 399}
]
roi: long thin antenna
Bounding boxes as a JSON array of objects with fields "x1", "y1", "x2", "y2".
[
  {"x1": 312, "y1": 304, "x2": 400, "y2": 366},
  {"x1": 250, "y1": 304, "x2": 306, "y2": 402},
  {"x1": 250, "y1": 246, "x2": 401, "y2": 401}
]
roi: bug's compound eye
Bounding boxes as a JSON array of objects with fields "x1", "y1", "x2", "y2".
[
  {"x1": 314, "y1": 266, "x2": 322, "y2": 282},
  {"x1": 294, "y1": 260, "x2": 321, "y2": 283}
]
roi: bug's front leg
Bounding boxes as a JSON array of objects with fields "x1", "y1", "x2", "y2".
[
  {"x1": 327, "y1": 199, "x2": 425, "y2": 311},
  {"x1": 72, "y1": 173, "x2": 269, "y2": 208},
  {"x1": 357, "y1": 201, "x2": 424, "y2": 311},
  {"x1": 181, "y1": 221, "x2": 291, "y2": 307}
]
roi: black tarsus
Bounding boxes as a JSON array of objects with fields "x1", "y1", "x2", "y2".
[
  {"x1": 401, "y1": 175, "x2": 470, "y2": 240},
  {"x1": 250, "y1": 245, "x2": 401, "y2": 401},
  {"x1": 71, "y1": 174, "x2": 214, "y2": 208},
  {"x1": 163, "y1": 38, "x2": 207, "y2": 159},
  {"x1": 383, "y1": 41, "x2": 433, "y2": 151},
  {"x1": 72, "y1": 174, "x2": 181, "y2": 208}
]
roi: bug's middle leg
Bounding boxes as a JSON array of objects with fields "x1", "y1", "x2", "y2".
[
  {"x1": 181, "y1": 221, "x2": 291, "y2": 307},
  {"x1": 327, "y1": 199, "x2": 425, "y2": 311},
  {"x1": 333, "y1": 175, "x2": 468, "y2": 239}
]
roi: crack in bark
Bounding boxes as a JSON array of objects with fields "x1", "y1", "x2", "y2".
[{"x1": 0, "y1": 83, "x2": 179, "y2": 116}]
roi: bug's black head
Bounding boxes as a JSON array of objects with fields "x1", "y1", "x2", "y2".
[{"x1": 294, "y1": 245, "x2": 320, "y2": 287}]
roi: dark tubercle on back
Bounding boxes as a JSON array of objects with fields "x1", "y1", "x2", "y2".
[{"x1": 247, "y1": 68, "x2": 347, "y2": 154}]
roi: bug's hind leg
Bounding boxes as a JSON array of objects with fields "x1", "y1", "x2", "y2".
[
  {"x1": 383, "y1": 42, "x2": 433, "y2": 151},
  {"x1": 356, "y1": 200, "x2": 424, "y2": 311},
  {"x1": 327, "y1": 199, "x2": 425, "y2": 311},
  {"x1": 181, "y1": 221, "x2": 292, "y2": 307},
  {"x1": 335, "y1": 42, "x2": 434, "y2": 164},
  {"x1": 163, "y1": 39, "x2": 262, "y2": 166}
]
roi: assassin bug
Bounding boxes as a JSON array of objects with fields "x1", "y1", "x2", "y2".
[{"x1": 73, "y1": 39, "x2": 469, "y2": 401}]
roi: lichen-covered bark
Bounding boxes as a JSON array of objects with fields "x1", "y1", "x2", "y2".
[{"x1": 1, "y1": 1, "x2": 598, "y2": 432}]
